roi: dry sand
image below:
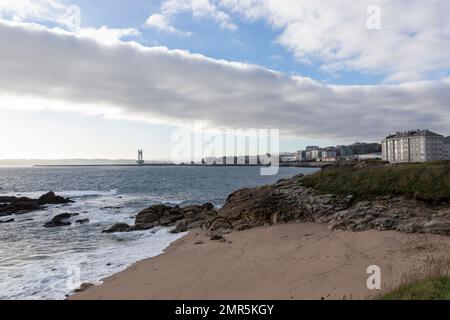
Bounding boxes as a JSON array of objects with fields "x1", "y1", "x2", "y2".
[{"x1": 71, "y1": 223, "x2": 450, "y2": 300}]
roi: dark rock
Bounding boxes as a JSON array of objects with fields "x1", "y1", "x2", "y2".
[
  {"x1": 234, "y1": 223, "x2": 251, "y2": 232},
  {"x1": 170, "y1": 219, "x2": 188, "y2": 234},
  {"x1": 0, "y1": 196, "x2": 18, "y2": 203},
  {"x1": 0, "y1": 192, "x2": 73, "y2": 217},
  {"x1": 194, "y1": 240, "x2": 204, "y2": 245},
  {"x1": 130, "y1": 203, "x2": 217, "y2": 233},
  {"x1": 44, "y1": 220, "x2": 71, "y2": 228},
  {"x1": 53, "y1": 213, "x2": 79, "y2": 220},
  {"x1": 43, "y1": 213, "x2": 79, "y2": 228},
  {"x1": 210, "y1": 233, "x2": 224, "y2": 241},
  {"x1": 0, "y1": 218, "x2": 14, "y2": 224},
  {"x1": 74, "y1": 283, "x2": 94, "y2": 293},
  {"x1": 209, "y1": 218, "x2": 232, "y2": 232},
  {"x1": 102, "y1": 223, "x2": 132, "y2": 234},
  {"x1": 38, "y1": 191, "x2": 73, "y2": 205},
  {"x1": 76, "y1": 219, "x2": 90, "y2": 224}
]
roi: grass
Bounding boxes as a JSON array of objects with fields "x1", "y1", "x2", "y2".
[
  {"x1": 301, "y1": 160, "x2": 450, "y2": 202},
  {"x1": 380, "y1": 277, "x2": 450, "y2": 300},
  {"x1": 378, "y1": 258, "x2": 450, "y2": 300}
]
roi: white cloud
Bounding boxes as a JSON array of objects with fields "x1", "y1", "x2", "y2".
[
  {"x1": 0, "y1": 0, "x2": 140, "y2": 43},
  {"x1": 1, "y1": 20, "x2": 450, "y2": 142},
  {"x1": 76, "y1": 26, "x2": 141, "y2": 45},
  {"x1": 0, "y1": 0, "x2": 78, "y2": 30},
  {"x1": 217, "y1": 0, "x2": 450, "y2": 82},
  {"x1": 145, "y1": 13, "x2": 192, "y2": 37},
  {"x1": 146, "y1": 0, "x2": 238, "y2": 36}
]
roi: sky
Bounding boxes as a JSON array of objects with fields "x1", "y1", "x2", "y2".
[{"x1": 0, "y1": 0, "x2": 450, "y2": 160}]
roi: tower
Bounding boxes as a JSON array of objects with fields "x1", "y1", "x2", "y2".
[{"x1": 137, "y1": 149, "x2": 144, "y2": 165}]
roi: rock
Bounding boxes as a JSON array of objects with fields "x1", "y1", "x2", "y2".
[
  {"x1": 134, "y1": 204, "x2": 169, "y2": 230},
  {"x1": 38, "y1": 191, "x2": 73, "y2": 205},
  {"x1": 54, "y1": 213, "x2": 79, "y2": 220},
  {"x1": 74, "y1": 283, "x2": 94, "y2": 293},
  {"x1": 422, "y1": 220, "x2": 450, "y2": 236},
  {"x1": 194, "y1": 240, "x2": 204, "y2": 245},
  {"x1": 43, "y1": 213, "x2": 79, "y2": 228},
  {"x1": 0, "y1": 218, "x2": 14, "y2": 224},
  {"x1": 76, "y1": 219, "x2": 90, "y2": 224},
  {"x1": 210, "y1": 233, "x2": 225, "y2": 241},
  {"x1": 102, "y1": 223, "x2": 132, "y2": 234},
  {"x1": 170, "y1": 219, "x2": 188, "y2": 234},
  {"x1": 160, "y1": 214, "x2": 184, "y2": 227},
  {"x1": 44, "y1": 220, "x2": 71, "y2": 228},
  {"x1": 131, "y1": 203, "x2": 217, "y2": 233},
  {"x1": 0, "y1": 192, "x2": 73, "y2": 217},
  {"x1": 234, "y1": 223, "x2": 251, "y2": 232},
  {"x1": 0, "y1": 196, "x2": 18, "y2": 203},
  {"x1": 209, "y1": 218, "x2": 232, "y2": 232}
]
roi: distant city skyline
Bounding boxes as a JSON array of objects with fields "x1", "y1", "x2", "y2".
[{"x1": 1, "y1": 1, "x2": 450, "y2": 159}]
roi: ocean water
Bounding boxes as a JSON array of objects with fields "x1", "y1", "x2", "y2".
[{"x1": 0, "y1": 166, "x2": 318, "y2": 300}]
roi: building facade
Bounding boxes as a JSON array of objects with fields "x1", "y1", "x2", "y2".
[{"x1": 382, "y1": 130, "x2": 450, "y2": 163}]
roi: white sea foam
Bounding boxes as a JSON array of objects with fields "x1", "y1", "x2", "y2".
[{"x1": 0, "y1": 190, "x2": 186, "y2": 300}]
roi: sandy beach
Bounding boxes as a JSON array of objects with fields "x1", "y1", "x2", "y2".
[{"x1": 71, "y1": 223, "x2": 450, "y2": 300}]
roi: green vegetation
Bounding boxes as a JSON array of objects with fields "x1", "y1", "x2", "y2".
[
  {"x1": 380, "y1": 277, "x2": 450, "y2": 300},
  {"x1": 301, "y1": 160, "x2": 450, "y2": 202}
]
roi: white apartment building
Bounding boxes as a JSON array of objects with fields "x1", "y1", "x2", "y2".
[{"x1": 382, "y1": 130, "x2": 450, "y2": 163}]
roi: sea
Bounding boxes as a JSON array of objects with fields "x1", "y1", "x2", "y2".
[{"x1": 0, "y1": 166, "x2": 318, "y2": 300}]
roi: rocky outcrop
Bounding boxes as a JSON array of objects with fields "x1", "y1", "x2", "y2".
[
  {"x1": 0, "y1": 197, "x2": 40, "y2": 216},
  {"x1": 44, "y1": 213, "x2": 79, "y2": 228},
  {"x1": 216, "y1": 174, "x2": 352, "y2": 230},
  {"x1": 76, "y1": 219, "x2": 90, "y2": 224},
  {"x1": 38, "y1": 191, "x2": 73, "y2": 205},
  {"x1": 103, "y1": 203, "x2": 218, "y2": 234},
  {"x1": 102, "y1": 223, "x2": 132, "y2": 233},
  {"x1": 0, "y1": 192, "x2": 73, "y2": 217},
  {"x1": 320, "y1": 198, "x2": 450, "y2": 236},
  {"x1": 216, "y1": 174, "x2": 450, "y2": 236},
  {"x1": 102, "y1": 173, "x2": 450, "y2": 237}
]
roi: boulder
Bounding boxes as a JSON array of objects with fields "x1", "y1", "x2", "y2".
[
  {"x1": 76, "y1": 219, "x2": 90, "y2": 224},
  {"x1": 102, "y1": 223, "x2": 132, "y2": 234},
  {"x1": 43, "y1": 213, "x2": 79, "y2": 228},
  {"x1": 38, "y1": 191, "x2": 73, "y2": 205},
  {"x1": 0, "y1": 192, "x2": 73, "y2": 216},
  {"x1": 170, "y1": 219, "x2": 188, "y2": 234},
  {"x1": 0, "y1": 218, "x2": 14, "y2": 224},
  {"x1": 0, "y1": 197, "x2": 41, "y2": 216},
  {"x1": 0, "y1": 196, "x2": 18, "y2": 203},
  {"x1": 210, "y1": 233, "x2": 225, "y2": 241}
]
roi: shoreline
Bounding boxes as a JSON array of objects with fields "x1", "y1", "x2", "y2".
[{"x1": 70, "y1": 223, "x2": 450, "y2": 300}]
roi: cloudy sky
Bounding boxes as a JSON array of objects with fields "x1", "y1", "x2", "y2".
[{"x1": 1, "y1": 0, "x2": 450, "y2": 160}]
